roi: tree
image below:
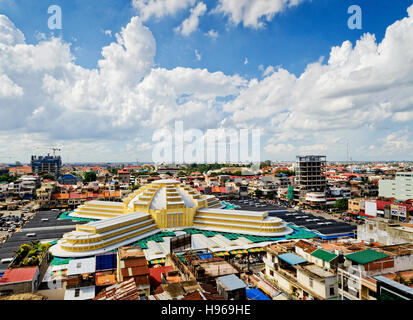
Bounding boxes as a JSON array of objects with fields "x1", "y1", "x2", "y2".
[
  {"x1": 41, "y1": 173, "x2": 55, "y2": 181},
  {"x1": 274, "y1": 170, "x2": 295, "y2": 176},
  {"x1": 265, "y1": 191, "x2": 275, "y2": 199},
  {"x1": 83, "y1": 171, "x2": 97, "y2": 183},
  {"x1": 149, "y1": 172, "x2": 159, "y2": 176},
  {"x1": 129, "y1": 184, "x2": 141, "y2": 191},
  {"x1": 334, "y1": 199, "x2": 348, "y2": 211},
  {"x1": 109, "y1": 168, "x2": 119, "y2": 175},
  {"x1": 260, "y1": 160, "x2": 272, "y2": 169},
  {"x1": 254, "y1": 189, "x2": 263, "y2": 198},
  {"x1": 0, "y1": 173, "x2": 17, "y2": 183}
]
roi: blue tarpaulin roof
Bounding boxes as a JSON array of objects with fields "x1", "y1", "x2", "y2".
[
  {"x1": 246, "y1": 289, "x2": 271, "y2": 300},
  {"x1": 278, "y1": 252, "x2": 307, "y2": 266},
  {"x1": 197, "y1": 253, "x2": 213, "y2": 260}
]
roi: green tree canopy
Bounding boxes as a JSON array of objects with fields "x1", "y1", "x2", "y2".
[
  {"x1": 83, "y1": 171, "x2": 97, "y2": 183},
  {"x1": 254, "y1": 189, "x2": 263, "y2": 198},
  {"x1": 334, "y1": 198, "x2": 348, "y2": 211},
  {"x1": 0, "y1": 173, "x2": 16, "y2": 183},
  {"x1": 41, "y1": 173, "x2": 55, "y2": 180}
]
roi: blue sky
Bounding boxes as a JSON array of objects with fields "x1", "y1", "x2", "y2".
[
  {"x1": 1, "y1": 0, "x2": 413, "y2": 163},
  {"x1": 1, "y1": 0, "x2": 410, "y2": 76}
]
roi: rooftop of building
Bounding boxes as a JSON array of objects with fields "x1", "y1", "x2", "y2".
[
  {"x1": 0, "y1": 266, "x2": 38, "y2": 284},
  {"x1": 379, "y1": 270, "x2": 413, "y2": 288},
  {"x1": 311, "y1": 249, "x2": 338, "y2": 262},
  {"x1": 216, "y1": 274, "x2": 247, "y2": 291},
  {"x1": 319, "y1": 240, "x2": 382, "y2": 254},
  {"x1": 197, "y1": 260, "x2": 238, "y2": 278},
  {"x1": 95, "y1": 273, "x2": 117, "y2": 286},
  {"x1": 278, "y1": 252, "x2": 308, "y2": 266},
  {"x1": 345, "y1": 249, "x2": 390, "y2": 264},
  {"x1": 374, "y1": 275, "x2": 413, "y2": 296},
  {"x1": 118, "y1": 246, "x2": 145, "y2": 260},
  {"x1": 94, "y1": 278, "x2": 139, "y2": 300},
  {"x1": 156, "y1": 279, "x2": 201, "y2": 298},
  {"x1": 297, "y1": 264, "x2": 335, "y2": 279},
  {"x1": 376, "y1": 243, "x2": 413, "y2": 256},
  {"x1": 66, "y1": 257, "x2": 96, "y2": 276},
  {"x1": 295, "y1": 240, "x2": 315, "y2": 251}
]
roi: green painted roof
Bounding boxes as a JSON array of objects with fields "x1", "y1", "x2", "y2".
[
  {"x1": 345, "y1": 249, "x2": 389, "y2": 264},
  {"x1": 311, "y1": 249, "x2": 338, "y2": 262}
]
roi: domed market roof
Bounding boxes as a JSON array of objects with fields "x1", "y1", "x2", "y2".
[{"x1": 126, "y1": 179, "x2": 217, "y2": 211}]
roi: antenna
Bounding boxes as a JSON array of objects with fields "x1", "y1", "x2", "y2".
[{"x1": 346, "y1": 141, "x2": 349, "y2": 163}]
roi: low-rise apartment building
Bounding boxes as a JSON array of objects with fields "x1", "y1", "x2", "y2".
[
  {"x1": 263, "y1": 244, "x2": 338, "y2": 300},
  {"x1": 379, "y1": 172, "x2": 413, "y2": 201},
  {"x1": 338, "y1": 244, "x2": 413, "y2": 300}
]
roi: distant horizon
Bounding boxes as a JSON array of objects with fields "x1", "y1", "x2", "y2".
[{"x1": 2, "y1": 160, "x2": 413, "y2": 166}]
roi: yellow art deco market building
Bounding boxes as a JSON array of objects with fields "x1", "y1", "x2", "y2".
[{"x1": 50, "y1": 179, "x2": 293, "y2": 257}]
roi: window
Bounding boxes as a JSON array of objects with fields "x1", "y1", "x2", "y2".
[
  {"x1": 74, "y1": 288, "x2": 80, "y2": 297},
  {"x1": 309, "y1": 278, "x2": 313, "y2": 288},
  {"x1": 329, "y1": 286, "x2": 335, "y2": 296},
  {"x1": 269, "y1": 270, "x2": 274, "y2": 277}
]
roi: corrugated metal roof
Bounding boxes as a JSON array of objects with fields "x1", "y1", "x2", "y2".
[
  {"x1": 94, "y1": 278, "x2": 139, "y2": 300},
  {"x1": 217, "y1": 274, "x2": 246, "y2": 291},
  {"x1": 0, "y1": 267, "x2": 38, "y2": 284},
  {"x1": 345, "y1": 249, "x2": 389, "y2": 264},
  {"x1": 67, "y1": 257, "x2": 96, "y2": 276},
  {"x1": 95, "y1": 273, "x2": 117, "y2": 286},
  {"x1": 311, "y1": 249, "x2": 338, "y2": 262},
  {"x1": 278, "y1": 252, "x2": 307, "y2": 266}
]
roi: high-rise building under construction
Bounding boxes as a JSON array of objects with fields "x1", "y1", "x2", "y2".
[{"x1": 294, "y1": 155, "x2": 326, "y2": 202}]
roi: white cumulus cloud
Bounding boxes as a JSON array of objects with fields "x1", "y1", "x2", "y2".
[
  {"x1": 214, "y1": 0, "x2": 305, "y2": 29},
  {"x1": 175, "y1": 2, "x2": 207, "y2": 36},
  {"x1": 132, "y1": 0, "x2": 196, "y2": 21}
]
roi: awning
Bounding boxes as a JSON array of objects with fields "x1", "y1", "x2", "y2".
[
  {"x1": 149, "y1": 258, "x2": 165, "y2": 265},
  {"x1": 248, "y1": 248, "x2": 263, "y2": 253},
  {"x1": 230, "y1": 249, "x2": 248, "y2": 255},
  {"x1": 214, "y1": 251, "x2": 229, "y2": 257}
]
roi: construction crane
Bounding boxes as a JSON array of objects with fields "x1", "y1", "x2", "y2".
[{"x1": 34, "y1": 146, "x2": 62, "y2": 157}]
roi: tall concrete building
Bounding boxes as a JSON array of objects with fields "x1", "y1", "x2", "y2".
[
  {"x1": 379, "y1": 172, "x2": 413, "y2": 201},
  {"x1": 31, "y1": 154, "x2": 62, "y2": 178},
  {"x1": 294, "y1": 155, "x2": 326, "y2": 202}
]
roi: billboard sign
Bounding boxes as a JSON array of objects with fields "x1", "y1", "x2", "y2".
[
  {"x1": 391, "y1": 204, "x2": 399, "y2": 216},
  {"x1": 364, "y1": 201, "x2": 377, "y2": 217},
  {"x1": 391, "y1": 204, "x2": 407, "y2": 217}
]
